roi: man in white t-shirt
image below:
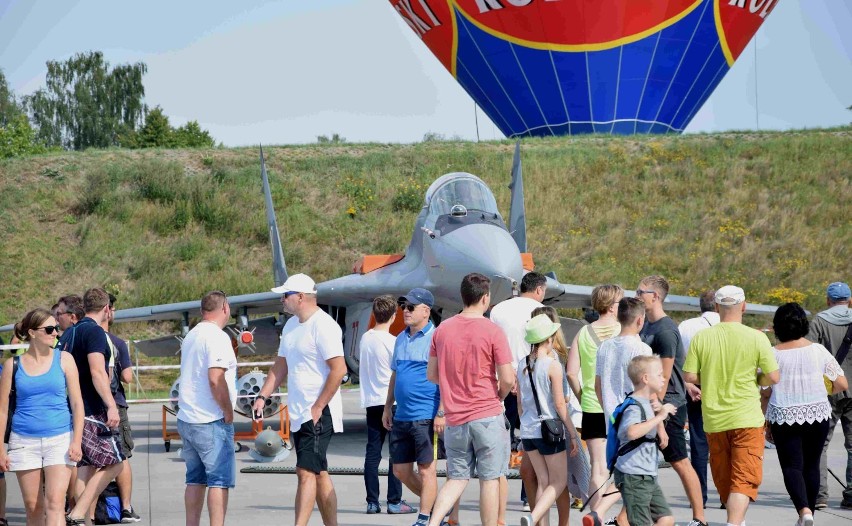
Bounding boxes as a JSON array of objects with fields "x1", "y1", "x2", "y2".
[
  {"x1": 677, "y1": 289, "x2": 718, "y2": 508},
  {"x1": 359, "y1": 296, "x2": 414, "y2": 515},
  {"x1": 489, "y1": 271, "x2": 545, "y2": 512},
  {"x1": 254, "y1": 273, "x2": 347, "y2": 526},
  {"x1": 595, "y1": 297, "x2": 652, "y2": 421},
  {"x1": 177, "y1": 290, "x2": 238, "y2": 526}
]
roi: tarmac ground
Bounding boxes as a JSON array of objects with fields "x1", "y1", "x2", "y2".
[{"x1": 3, "y1": 390, "x2": 852, "y2": 525}]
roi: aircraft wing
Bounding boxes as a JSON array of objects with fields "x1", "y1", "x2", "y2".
[
  {"x1": 542, "y1": 276, "x2": 777, "y2": 315},
  {"x1": 115, "y1": 291, "x2": 282, "y2": 323}
]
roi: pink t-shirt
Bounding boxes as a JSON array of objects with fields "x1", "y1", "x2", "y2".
[{"x1": 429, "y1": 315, "x2": 513, "y2": 426}]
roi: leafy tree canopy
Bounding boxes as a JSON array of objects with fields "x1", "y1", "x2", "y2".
[{"x1": 23, "y1": 51, "x2": 147, "y2": 150}]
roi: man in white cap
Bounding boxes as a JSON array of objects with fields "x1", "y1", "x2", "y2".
[
  {"x1": 683, "y1": 285, "x2": 779, "y2": 526},
  {"x1": 253, "y1": 273, "x2": 346, "y2": 526}
]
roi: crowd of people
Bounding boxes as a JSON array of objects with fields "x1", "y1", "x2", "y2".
[
  {"x1": 0, "y1": 289, "x2": 140, "y2": 525},
  {"x1": 0, "y1": 274, "x2": 849, "y2": 526}
]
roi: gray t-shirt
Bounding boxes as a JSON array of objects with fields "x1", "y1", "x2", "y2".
[
  {"x1": 641, "y1": 316, "x2": 686, "y2": 407},
  {"x1": 614, "y1": 396, "x2": 658, "y2": 476}
]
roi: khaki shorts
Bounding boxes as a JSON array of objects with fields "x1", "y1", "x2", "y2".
[
  {"x1": 614, "y1": 470, "x2": 672, "y2": 526},
  {"x1": 706, "y1": 426, "x2": 764, "y2": 503}
]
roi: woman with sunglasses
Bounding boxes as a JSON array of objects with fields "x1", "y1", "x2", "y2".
[{"x1": 0, "y1": 308, "x2": 84, "y2": 526}]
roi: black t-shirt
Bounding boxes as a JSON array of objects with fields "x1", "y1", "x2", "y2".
[
  {"x1": 640, "y1": 316, "x2": 686, "y2": 406},
  {"x1": 57, "y1": 317, "x2": 110, "y2": 416}
]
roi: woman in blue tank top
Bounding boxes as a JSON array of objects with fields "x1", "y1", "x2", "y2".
[{"x1": 0, "y1": 308, "x2": 84, "y2": 526}]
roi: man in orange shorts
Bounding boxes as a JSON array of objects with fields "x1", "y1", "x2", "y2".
[{"x1": 683, "y1": 286, "x2": 779, "y2": 526}]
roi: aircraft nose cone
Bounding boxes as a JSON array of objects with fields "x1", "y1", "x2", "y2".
[{"x1": 438, "y1": 223, "x2": 524, "y2": 303}]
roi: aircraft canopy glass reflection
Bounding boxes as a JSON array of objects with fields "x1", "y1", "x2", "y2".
[{"x1": 426, "y1": 174, "x2": 499, "y2": 217}]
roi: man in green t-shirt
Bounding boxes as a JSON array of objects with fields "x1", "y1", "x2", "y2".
[{"x1": 683, "y1": 285, "x2": 779, "y2": 526}]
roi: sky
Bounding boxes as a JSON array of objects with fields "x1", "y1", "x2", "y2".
[{"x1": 0, "y1": 0, "x2": 850, "y2": 146}]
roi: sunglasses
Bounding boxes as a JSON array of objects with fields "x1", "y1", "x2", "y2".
[
  {"x1": 35, "y1": 325, "x2": 61, "y2": 335},
  {"x1": 283, "y1": 291, "x2": 300, "y2": 298},
  {"x1": 399, "y1": 303, "x2": 419, "y2": 312},
  {"x1": 636, "y1": 289, "x2": 656, "y2": 297}
]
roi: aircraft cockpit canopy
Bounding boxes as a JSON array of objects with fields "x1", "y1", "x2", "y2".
[
  {"x1": 424, "y1": 173, "x2": 505, "y2": 234},
  {"x1": 426, "y1": 173, "x2": 499, "y2": 217}
]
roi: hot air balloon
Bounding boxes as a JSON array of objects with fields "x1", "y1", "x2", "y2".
[{"x1": 389, "y1": 0, "x2": 779, "y2": 136}]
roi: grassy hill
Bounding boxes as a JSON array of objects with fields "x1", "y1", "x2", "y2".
[{"x1": 1, "y1": 128, "x2": 850, "y2": 344}]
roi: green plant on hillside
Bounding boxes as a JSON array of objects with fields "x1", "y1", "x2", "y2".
[
  {"x1": 392, "y1": 180, "x2": 424, "y2": 211},
  {"x1": 0, "y1": 114, "x2": 46, "y2": 159},
  {"x1": 337, "y1": 174, "x2": 375, "y2": 215}
]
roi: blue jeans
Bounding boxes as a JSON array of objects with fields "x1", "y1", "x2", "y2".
[
  {"x1": 365, "y1": 406, "x2": 402, "y2": 505},
  {"x1": 687, "y1": 398, "x2": 708, "y2": 506},
  {"x1": 178, "y1": 418, "x2": 236, "y2": 489}
]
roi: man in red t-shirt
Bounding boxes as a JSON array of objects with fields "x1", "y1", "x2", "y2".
[{"x1": 426, "y1": 273, "x2": 515, "y2": 526}]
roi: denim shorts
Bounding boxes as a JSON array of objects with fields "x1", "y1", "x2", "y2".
[
  {"x1": 521, "y1": 437, "x2": 566, "y2": 456},
  {"x1": 177, "y1": 419, "x2": 236, "y2": 489},
  {"x1": 445, "y1": 413, "x2": 509, "y2": 481}
]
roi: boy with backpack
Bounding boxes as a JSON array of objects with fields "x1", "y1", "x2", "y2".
[{"x1": 605, "y1": 355, "x2": 677, "y2": 526}]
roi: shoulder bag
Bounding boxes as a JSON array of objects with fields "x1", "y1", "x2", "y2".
[{"x1": 526, "y1": 355, "x2": 565, "y2": 445}]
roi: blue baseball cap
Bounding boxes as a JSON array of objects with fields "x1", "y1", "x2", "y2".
[
  {"x1": 827, "y1": 282, "x2": 851, "y2": 301},
  {"x1": 398, "y1": 288, "x2": 434, "y2": 308}
]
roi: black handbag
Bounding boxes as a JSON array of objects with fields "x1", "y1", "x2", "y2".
[
  {"x1": 4, "y1": 356, "x2": 19, "y2": 444},
  {"x1": 525, "y1": 355, "x2": 565, "y2": 445}
]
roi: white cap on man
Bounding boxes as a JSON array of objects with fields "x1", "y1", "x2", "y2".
[
  {"x1": 715, "y1": 285, "x2": 745, "y2": 306},
  {"x1": 271, "y1": 273, "x2": 317, "y2": 294}
]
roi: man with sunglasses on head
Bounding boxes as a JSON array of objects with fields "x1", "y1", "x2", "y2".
[
  {"x1": 636, "y1": 276, "x2": 707, "y2": 526},
  {"x1": 58, "y1": 287, "x2": 126, "y2": 526},
  {"x1": 254, "y1": 274, "x2": 346, "y2": 526},
  {"x1": 382, "y1": 288, "x2": 441, "y2": 526}
]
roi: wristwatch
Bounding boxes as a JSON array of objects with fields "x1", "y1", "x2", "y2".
[{"x1": 436, "y1": 410, "x2": 445, "y2": 418}]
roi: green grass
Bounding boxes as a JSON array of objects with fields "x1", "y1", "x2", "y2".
[{"x1": 1, "y1": 129, "x2": 850, "y2": 343}]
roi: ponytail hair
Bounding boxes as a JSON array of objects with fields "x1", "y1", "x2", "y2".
[{"x1": 14, "y1": 308, "x2": 53, "y2": 342}]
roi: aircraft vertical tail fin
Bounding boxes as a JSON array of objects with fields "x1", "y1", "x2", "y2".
[
  {"x1": 508, "y1": 139, "x2": 527, "y2": 252},
  {"x1": 260, "y1": 145, "x2": 288, "y2": 287}
]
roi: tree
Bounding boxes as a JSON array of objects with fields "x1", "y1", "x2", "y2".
[
  {"x1": 173, "y1": 121, "x2": 215, "y2": 148},
  {"x1": 138, "y1": 106, "x2": 174, "y2": 148},
  {"x1": 0, "y1": 114, "x2": 45, "y2": 159},
  {"x1": 0, "y1": 69, "x2": 24, "y2": 127},
  {"x1": 23, "y1": 51, "x2": 147, "y2": 150},
  {"x1": 121, "y1": 108, "x2": 216, "y2": 149}
]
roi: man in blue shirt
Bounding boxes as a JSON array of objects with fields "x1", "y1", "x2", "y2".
[{"x1": 383, "y1": 288, "x2": 442, "y2": 526}]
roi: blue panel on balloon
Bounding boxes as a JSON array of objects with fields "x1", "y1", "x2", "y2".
[{"x1": 414, "y1": 0, "x2": 768, "y2": 136}]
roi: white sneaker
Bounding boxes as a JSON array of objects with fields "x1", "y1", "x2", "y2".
[{"x1": 801, "y1": 513, "x2": 813, "y2": 526}]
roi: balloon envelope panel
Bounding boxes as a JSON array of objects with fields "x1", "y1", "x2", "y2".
[{"x1": 389, "y1": 0, "x2": 778, "y2": 136}]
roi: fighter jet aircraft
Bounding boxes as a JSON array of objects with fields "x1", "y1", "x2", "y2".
[{"x1": 0, "y1": 143, "x2": 776, "y2": 377}]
